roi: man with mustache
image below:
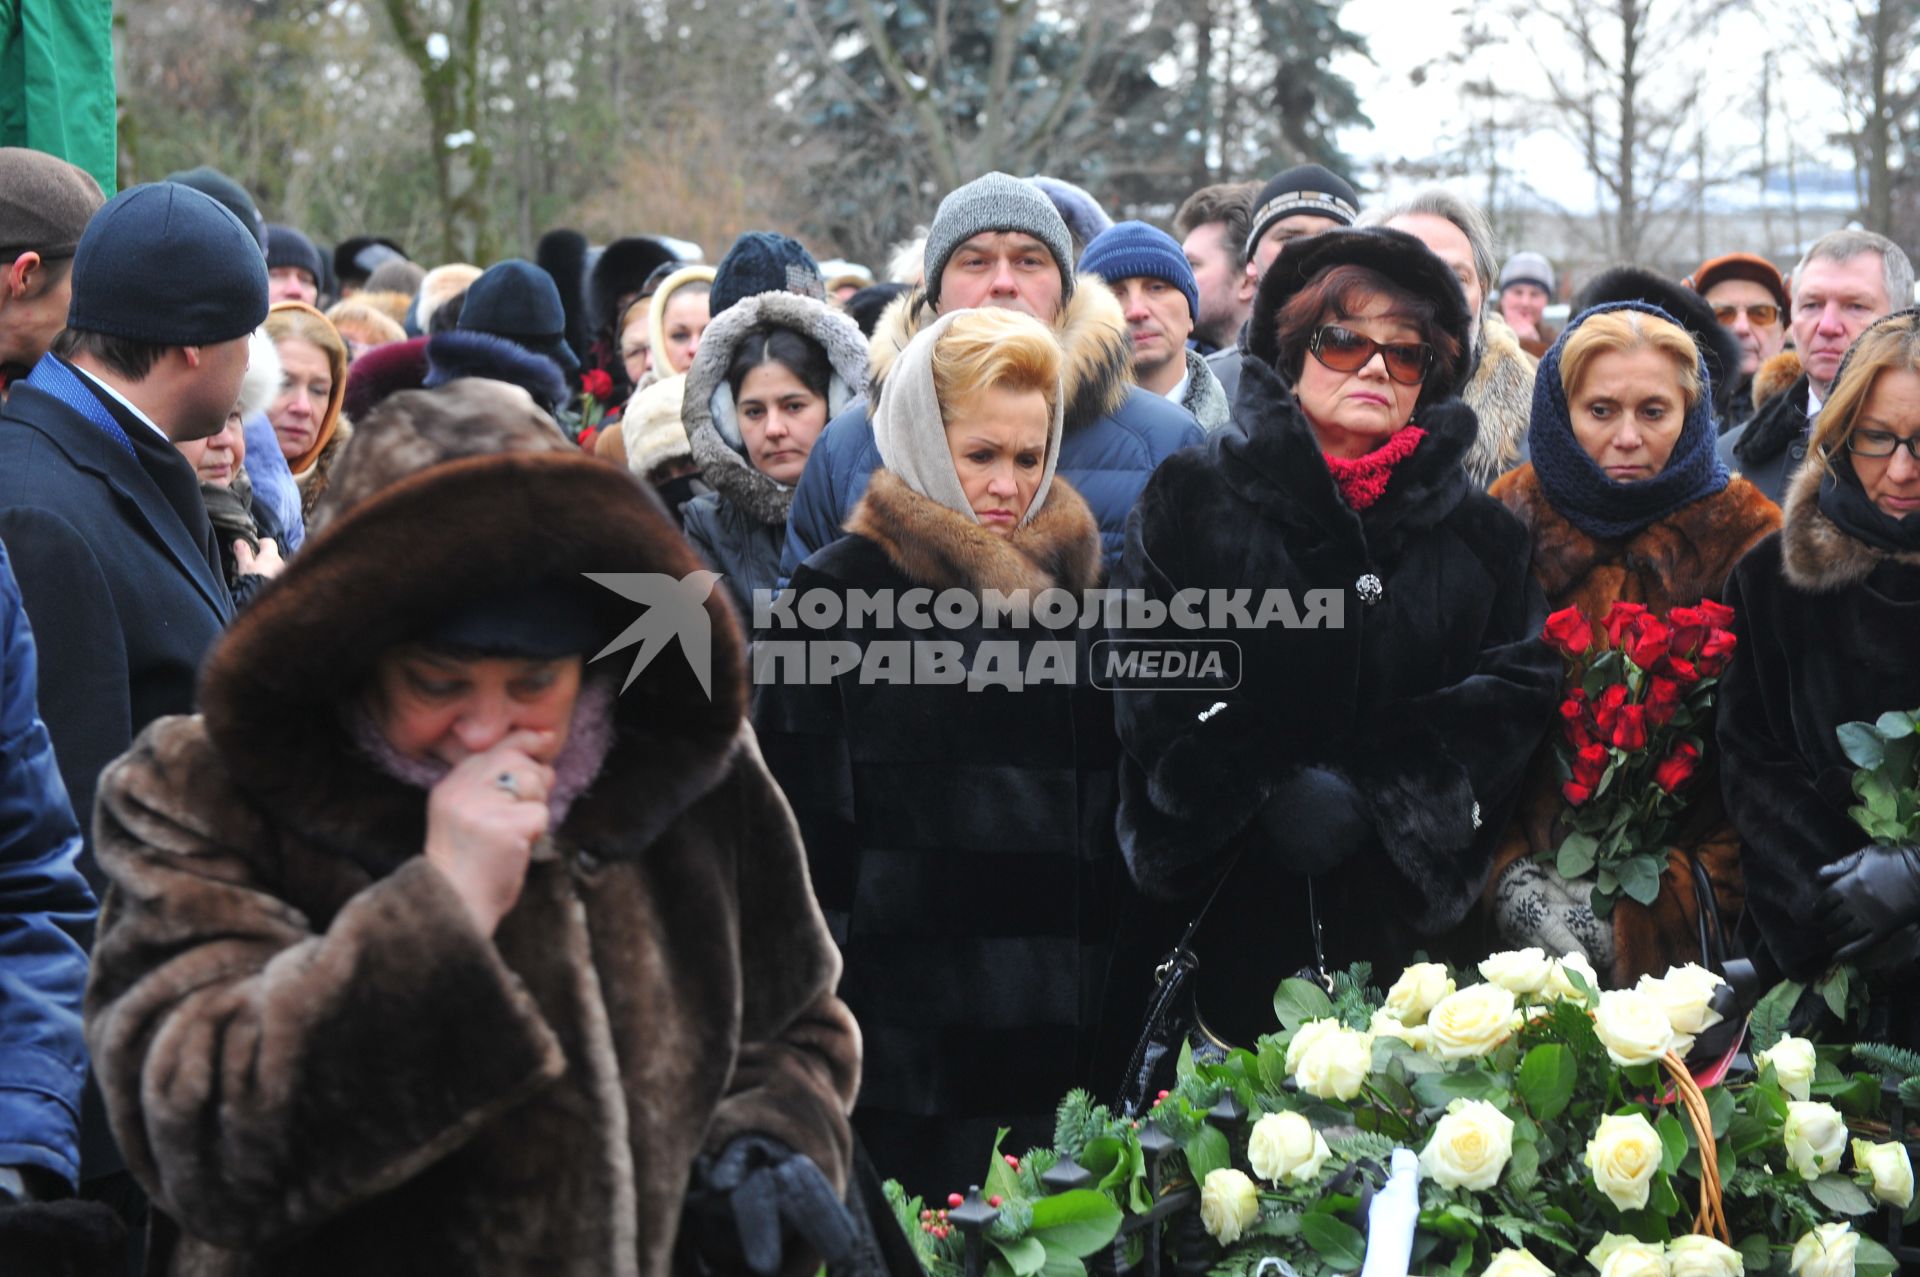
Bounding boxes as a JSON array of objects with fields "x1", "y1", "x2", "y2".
[
  {"x1": 1080, "y1": 220, "x2": 1231, "y2": 434},
  {"x1": 0, "y1": 148, "x2": 104, "y2": 401},
  {"x1": 1717, "y1": 229, "x2": 1913, "y2": 503}
]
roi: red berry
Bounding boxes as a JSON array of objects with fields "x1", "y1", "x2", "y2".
[
  {"x1": 935, "y1": 1226, "x2": 949, "y2": 1240},
  {"x1": 989, "y1": 1195, "x2": 1003, "y2": 1208},
  {"x1": 920, "y1": 1209, "x2": 933, "y2": 1221},
  {"x1": 1004, "y1": 1155, "x2": 1020, "y2": 1169},
  {"x1": 947, "y1": 1192, "x2": 964, "y2": 1207},
  {"x1": 1157, "y1": 1089, "x2": 1170, "y2": 1100}
]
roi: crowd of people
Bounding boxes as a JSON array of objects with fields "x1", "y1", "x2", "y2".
[{"x1": 0, "y1": 141, "x2": 1917, "y2": 1276}]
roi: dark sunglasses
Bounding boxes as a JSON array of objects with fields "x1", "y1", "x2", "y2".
[
  {"x1": 1306, "y1": 325, "x2": 1435, "y2": 385},
  {"x1": 1711, "y1": 303, "x2": 1780, "y2": 327}
]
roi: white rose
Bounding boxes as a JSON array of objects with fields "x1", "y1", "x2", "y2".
[
  {"x1": 1286, "y1": 1017, "x2": 1343, "y2": 1073},
  {"x1": 1789, "y1": 1222, "x2": 1858, "y2": 1277},
  {"x1": 1247, "y1": 1111, "x2": 1331, "y2": 1185},
  {"x1": 1294, "y1": 1025, "x2": 1373, "y2": 1102},
  {"x1": 1584, "y1": 1112, "x2": 1663, "y2": 1211},
  {"x1": 1385, "y1": 961, "x2": 1456, "y2": 1024},
  {"x1": 1851, "y1": 1137, "x2": 1915, "y2": 1208},
  {"x1": 1479, "y1": 947, "x2": 1554, "y2": 995},
  {"x1": 1637, "y1": 964, "x2": 1726, "y2": 1036},
  {"x1": 1198, "y1": 1168, "x2": 1259, "y2": 1245},
  {"x1": 1545, "y1": 951, "x2": 1600, "y2": 1003},
  {"x1": 1667, "y1": 1234, "x2": 1745, "y2": 1277},
  {"x1": 1757, "y1": 1036, "x2": 1818, "y2": 1102},
  {"x1": 1587, "y1": 1232, "x2": 1670, "y2": 1277},
  {"x1": 1592, "y1": 989, "x2": 1678, "y2": 1067},
  {"x1": 1783, "y1": 1101, "x2": 1848, "y2": 1181},
  {"x1": 1482, "y1": 1247, "x2": 1555, "y2": 1277},
  {"x1": 1427, "y1": 983, "x2": 1518, "y2": 1060},
  {"x1": 1418, "y1": 1098, "x2": 1515, "y2": 1191},
  {"x1": 1371, "y1": 1008, "x2": 1432, "y2": 1052}
]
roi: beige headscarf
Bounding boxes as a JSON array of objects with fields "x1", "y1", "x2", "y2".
[{"x1": 869, "y1": 309, "x2": 1065, "y2": 528}]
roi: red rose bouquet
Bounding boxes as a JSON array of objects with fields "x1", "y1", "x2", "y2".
[
  {"x1": 1539, "y1": 599, "x2": 1737, "y2": 915},
  {"x1": 576, "y1": 368, "x2": 616, "y2": 449}
]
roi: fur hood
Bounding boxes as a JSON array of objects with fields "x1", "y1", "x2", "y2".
[
  {"x1": 1754, "y1": 351, "x2": 1804, "y2": 410},
  {"x1": 1463, "y1": 313, "x2": 1537, "y2": 487},
  {"x1": 204, "y1": 379, "x2": 747, "y2": 876},
  {"x1": 844, "y1": 468, "x2": 1101, "y2": 597},
  {"x1": 1574, "y1": 267, "x2": 1745, "y2": 425},
  {"x1": 343, "y1": 334, "x2": 429, "y2": 423},
  {"x1": 424, "y1": 329, "x2": 571, "y2": 414},
  {"x1": 866, "y1": 276, "x2": 1135, "y2": 438},
  {"x1": 683, "y1": 292, "x2": 870, "y2": 528},
  {"x1": 1181, "y1": 347, "x2": 1233, "y2": 434},
  {"x1": 1780, "y1": 451, "x2": 1920, "y2": 591}
]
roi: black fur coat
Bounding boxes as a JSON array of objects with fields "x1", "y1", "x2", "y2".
[{"x1": 1111, "y1": 357, "x2": 1560, "y2": 1041}]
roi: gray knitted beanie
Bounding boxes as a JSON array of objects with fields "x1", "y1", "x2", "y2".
[{"x1": 923, "y1": 173, "x2": 1075, "y2": 307}]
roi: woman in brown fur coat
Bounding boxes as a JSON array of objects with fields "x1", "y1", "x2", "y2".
[
  {"x1": 1485, "y1": 303, "x2": 1780, "y2": 986},
  {"x1": 83, "y1": 380, "x2": 860, "y2": 1277}
]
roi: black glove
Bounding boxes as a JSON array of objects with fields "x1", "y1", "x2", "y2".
[
  {"x1": 683, "y1": 1134, "x2": 855, "y2": 1276},
  {"x1": 0, "y1": 1198, "x2": 128, "y2": 1277},
  {"x1": 1814, "y1": 845, "x2": 1920, "y2": 962},
  {"x1": 1257, "y1": 767, "x2": 1371, "y2": 877}
]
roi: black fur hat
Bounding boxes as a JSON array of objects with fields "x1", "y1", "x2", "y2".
[
  {"x1": 1246, "y1": 226, "x2": 1473, "y2": 398},
  {"x1": 585, "y1": 235, "x2": 679, "y2": 341},
  {"x1": 1574, "y1": 266, "x2": 1746, "y2": 424},
  {"x1": 536, "y1": 228, "x2": 594, "y2": 362}
]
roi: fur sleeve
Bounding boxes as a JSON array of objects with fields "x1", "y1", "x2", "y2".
[
  {"x1": 82, "y1": 718, "x2": 565, "y2": 1249},
  {"x1": 699, "y1": 727, "x2": 858, "y2": 1195}
]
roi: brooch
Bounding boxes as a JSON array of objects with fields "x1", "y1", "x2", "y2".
[{"x1": 1355, "y1": 573, "x2": 1384, "y2": 605}]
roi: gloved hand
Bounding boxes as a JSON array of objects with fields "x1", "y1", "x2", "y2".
[
  {"x1": 1814, "y1": 845, "x2": 1920, "y2": 962},
  {"x1": 683, "y1": 1134, "x2": 855, "y2": 1276},
  {"x1": 1257, "y1": 766, "x2": 1371, "y2": 877}
]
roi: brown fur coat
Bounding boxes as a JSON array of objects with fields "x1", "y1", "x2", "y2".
[
  {"x1": 1484, "y1": 464, "x2": 1781, "y2": 984},
  {"x1": 84, "y1": 381, "x2": 858, "y2": 1277}
]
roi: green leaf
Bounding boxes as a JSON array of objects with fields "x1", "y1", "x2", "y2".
[
  {"x1": 1736, "y1": 1234, "x2": 1772, "y2": 1272},
  {"x1": 1517, "y1": 1044, "x2": 1577, "y2": 1121},
  {"x1": 1817, "y1": 966, "x2": 1853, "y2": 1022},
  {"x1": 1183, "y1": 1123, "x2": 1229, "y2": 1182},
  {"x1": 1027, "y1": 1191, "x2": 1122, "y2": 1257},
  {"x1": 1413, "y1": 1067, "x2": 1509, "y2": 1109},
  {"x1": 1557, "y1": 831, "x2": 1598, "y2": 880},
  {"x1": 1619, "y1": 855, "x2": 1663, "y2": 905},
  {"x1": 985, "y1": 1131, "x2": 1022, "y2": 1201},
  {"x1": 1504, "y1": 1138, "x2": 1540, "y2": 1194},
  {"x1": 1750, "y1": 979, "x2": 1806, "y2": 1052},
  {"x1": 1876, "y1": 709, "x2": 1917, "y2": 739},
  {"x1": 1273, "y1": 978, "x2": 1335, "y2": 1031},
  {"x1": 1035, "y1": 1246, "x2": 1085, "y2": 1277},
  {"x1": 1839, "y1": 720, "x2": 1888, "y2": 769},
  {"x1": 1650, "y1": 1170, "x2": 1681, "y2": 1217},
  {"x1": 1300, "y1": 1213, "x2": 1368, "y2": 1271},
  {"x1": 1855, "y1": 1235, "x2": 1901, "y2": 1277},
  {"x1": 991, "y1": 1235, "x2": 1046, "y2": 1277},
  {"x1": 1655, "y1": 1113, "x2": 1689, "y2": 1174},
  {"x1": 1808, "y1": 1172, "x2": 1875, "y2": 1215}
]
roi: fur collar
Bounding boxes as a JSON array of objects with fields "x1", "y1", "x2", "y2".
[
  {"x1": 425, "y1": 329, "x2": 570, "y2": 414},
  {"x1": 1462, "y1": 314, "x2": 1536, "y2": 488},
  {"x1": 866, "y1": 276, "x2": 1134, "y2": 437},
  {"x1": 1780, "y1": 453, "x2": 1920, "y2": 591},
  {"x1": 1734, "y1": 369, "x2": 1811, "y2": 469},
  {"x1": 1181, "y1": 347, "x2": 1233, "y2": 434},
  {"x1": 1753, "y1": 351, "x2": 1803, "y2": 410},
  {"x1": 843, "y1": 469, "x2": 1101, "y2": 596},
  {"x1": 1492, "y1": 463, "x2": 1780, "y2": 603},
  {"x1": 682, "y1": 292, "x2": 870, "y2": 528}
]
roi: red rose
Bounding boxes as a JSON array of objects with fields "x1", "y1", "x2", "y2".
[
  {"x1": 1560, "y1": 694, "x2": 1596, "y2": 749},
  {"x1": 1593, "y1": 684, "x2": 1630, "y2": 735},
  {"x1": 1625, "y1": 615, "x2": 1672, "y2": 670},
  {"x1": 1601, "y1": 602, "x2": 1649, "y2": 647},
  {"x1": 1696, "y1": 627, "x2": 1737, "y2": 676},
  {"x1": 1644, "y1": 675, "x2": 1682, "y2": 727},
  {"x1": 1659, "y1": 654, "x2": 1701, "y2": 684},
  {"x1": 1695, "y1": 599, "x2": 1735, "y2": 629},
  {"x1": 581, "y1": 369, "x2": 615, "y2": 401},
  {"x1": 1665, "y1": 605, "x2": 1708, "y2": 657},
  {"x1": 578, "y1": 426, "x2": 600, "y2": 452},
  {"x1": 1652, "y1": 740, "x2": 1702, "y2": 793},
  {"x1": 1610, "y1": 703, "x2": 1649, "y2": 751},
  {"x1": 1562, "y1": 780, "x2": 1595, "y2": 806},
  {"x1": 1543, "y1": 606, "x2": 1595, "y2": 656},
  {"x1": 1572, "y1": 742, "x2": 1608, "y2": 787}
]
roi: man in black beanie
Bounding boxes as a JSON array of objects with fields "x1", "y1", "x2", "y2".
[{"x1": 266, "y1": 223, "x2": 324, "y2": 306}]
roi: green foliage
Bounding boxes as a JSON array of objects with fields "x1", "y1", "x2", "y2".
[
  {"x1": 1839, "y1": 709, "x2": 1920, "y2": 844},
  {"x1": 1751, "y1": 980, "x2": 1807, "y2": 1052},
  {"x1": 1850, "y1": 1041, "x2": 1920, "y2": 1082},
  {"x1": 1053, "y1": 1090, "x2": 1129, "y2": 1162}
]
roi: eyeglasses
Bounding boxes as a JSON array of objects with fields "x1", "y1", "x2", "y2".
[
  {"x1": 1711, "y1": 303, "x2": 1781, "y2": 327},
  {"x1": 1306, "y1": 325, "x2": 1434, "y2": 385},
  {"x1": 1848, "y1": 429, "x2": 1920, "y2": 460}
]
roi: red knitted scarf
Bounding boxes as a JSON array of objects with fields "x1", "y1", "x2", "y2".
[{"x1": 1322, "y1": 425, "x2": 1425, "y2": 511}]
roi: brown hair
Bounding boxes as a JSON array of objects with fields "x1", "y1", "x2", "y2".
[
  {"x1": 1174, "y1": 182, "x2": 1260, "y2": 272},
  {"x1": 1271, "y1": 263, "x2": 1464, "y2": 401},
  {"x1": 1559, "y1": 310, "x2": 1703, "y2": 412},
  {"x1": 1811, "y1": 311, "x2": 1920, "y2": 468}
]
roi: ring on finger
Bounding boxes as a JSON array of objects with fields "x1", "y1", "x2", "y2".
[{"x1": 495, "y1": 771, "x2": 520, "y2": 798}]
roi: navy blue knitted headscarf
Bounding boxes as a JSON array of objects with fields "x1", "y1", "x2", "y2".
[{"x1": 1528, "y1": 300, "x2": 1729, "y2": 539}]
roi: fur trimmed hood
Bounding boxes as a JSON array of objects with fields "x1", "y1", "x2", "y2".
[
  {"x1": 1463, "y1": 313, "x2": 1537, "y2": 487},
  {"x1": 424, "y1": 329, "x2": 571, "y2": 414},
  {"x1": 683, "y1": 292, "x2": 870, "y2": 528},
  {"x1": 866, "y1": 276, "x2": 1135, "y2": 438},
  {"x1": 844, "y1": 468, "x2": 1101, "y2": 596},
  {"x1": 202, "y1": 379, "x2": 747, "y2": 876},
  {"x1": 1780, "y1": 451, "x2": 1920, "y2": 591},
  {"x1": 1180, "y1": 347, "x2": 1233, "y2": 434},
  {"x1": 1754, "y1": 351, "x2": 1804, "y2": 410}
]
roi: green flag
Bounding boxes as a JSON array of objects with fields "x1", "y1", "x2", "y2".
[{"x1": 0, "y1": 0, "x2": 117, "y2": 196}]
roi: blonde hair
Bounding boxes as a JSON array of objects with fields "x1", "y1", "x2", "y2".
[
  {"x1": 1559, "y1": 309, "x2": 1703, "y2": 411},
  {"x1": 1811, "y1": 311, "x2": 1920, "y2": 466},
  {"x1": 418, "y1": 263, "x2": 482, "y2": 331},
  {"x1": 324, "y1": 298, "x2": 407, "y2": 352},
  {"x1": 930, "y1": 308, "x2": 1062, "y2": 425},
  {"x1": 350, "y1": 289, "x2": 413, "y2": 328}
]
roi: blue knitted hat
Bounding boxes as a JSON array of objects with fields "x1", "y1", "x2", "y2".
[
  {"x1": 1528, "y1": 300, "x2": 1729, "y2": 540},
  {"x1": 1079, "y1": 221, "x2": 1200, "y2": 323},
  {"x1": 459, "y1": 258, "x2": 580, "y2": 375},
  {"x1": 710, "y1": 231, "x2": 825, "y2": 319},
  {"x1": 67, "y1": 182, "x2": 270, "y2": 345}
]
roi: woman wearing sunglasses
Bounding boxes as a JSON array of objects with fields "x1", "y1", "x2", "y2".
[
  {"x1": 1481, "y1": 303, "x2": 1780, "y2": 986},
  {"x1": 1109, "y1": 227, "x2": 1560, "y2": 1043},
  {"x1": 1720, "y1": 308, "x2": 1920, "y2": 1047}
]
